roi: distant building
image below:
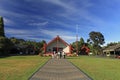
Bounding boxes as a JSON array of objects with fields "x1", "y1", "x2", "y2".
[
  {"x1": 43, "y1": 35, "x2": 72, "y2": 56},
  {"x1": 103, "y1": 44, "x2": 120, "y2": 56},
  {"x1": 80, "y1": 44, "x2": 90, "y2": 55}
]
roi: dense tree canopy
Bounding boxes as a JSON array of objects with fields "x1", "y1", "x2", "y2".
[
  {"x1": 88, "y1": 31, "x2": 105, "y2": 45},
  {"x1": 9, "y1": 37, "x2": 46, "y2": 49},
  {"x1": 71, "y1": 37, "x2": 85, "y2": 52},
  {"x1": 0, "y1": 37, "x2": 14, "y2": 56},
  {"x1": 88, "y1": 31, "x2": 105, "y2": 55}
]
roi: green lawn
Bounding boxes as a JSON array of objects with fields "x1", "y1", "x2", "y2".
[
  {"x1": 0, "y1": 55, "x2": 50, "y2": 80},
  {"x1": 68, "y1": 56, "x2": 120, "y2": 80}
]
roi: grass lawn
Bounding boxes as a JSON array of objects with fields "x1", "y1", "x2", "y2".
[
  {"x1": 0, "y1": 55, "x2": 50, "y2": 80},
  {"x1": 68, "y1": 56, "x2": 120, "y2": 80}
]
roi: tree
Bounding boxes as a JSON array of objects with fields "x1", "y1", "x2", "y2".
[
  {"x1": 10, "y1": 37, "x2": 20, "y2": 44},
  {"x1": 106, "y1": 42, "x2": 117, "y2": 47},
  {"x1": 0, "y1": 17, "x2": 5, "y2": 37},
  {"x1": 88, "y1": 31, "x2": 105, "y2": 55},
  {"x1": 0, "y1": 17, "x2": 14, "y2": 56},
  {"x1": 23, "y1": 40, "x2": 46, "y2": 55},
  {"x1": 79, "y1": 37, "x2": 85, "y2": 46},
  {"x1": 71, "y1": 37, "x2": 85, "y2": 53},
  {"x1": 78, "y1": 37, "x2": 85, "y2": 52},
  {"x1": 9, "y1": 37, "x2": 46, "y2": 55},
  {"x1": 0, "y1": 37, "x2": 14, "y2": 56},
  {"x1": 38, "y1": 40, "x2": 46, "y2": 56}
]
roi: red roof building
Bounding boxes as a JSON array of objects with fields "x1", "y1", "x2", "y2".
[
  {"x1": 80, "y1": 44, "x2": 90, "y2": 55},
  {"x1": 43, "y1": 35, "x2": 72, "y2": 56}
]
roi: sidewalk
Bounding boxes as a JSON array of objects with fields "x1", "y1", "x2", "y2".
[{"x1": 29, "y1": 58, "x2": 92, "y2": 80}]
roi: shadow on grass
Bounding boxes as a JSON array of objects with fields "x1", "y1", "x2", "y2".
[
  {"x1": 66, "y1": 57, "x2": 80, "y2": 59},
  {"x1": 0, "y1": 55, "x2": 10, "y2": 58},
  {"x1": 0, "y1": 54, "x2": 42, "y2": 59}
]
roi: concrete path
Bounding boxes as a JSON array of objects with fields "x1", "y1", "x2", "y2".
[{"x1": 29, "y1": 59, "x2": 92, "y2": 80}]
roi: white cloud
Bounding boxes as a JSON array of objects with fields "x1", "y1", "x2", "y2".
[
  {"x1": 29, "y1": 21, "x2": 48, "y2": 26},
  {"x1": 43, "y1": 0, "x2": 106, "y2": 28},
  {"x1": 52, "y1": 20, "x2": 73, "y2": 28},
  {"x1": 4, "y1": 18, "x2": 16, "y2": 26},
  {"x1": 5, "y1": 27, "x2": 76, "y2": 43},
  {"x1": 0, "y1": 8, "x2": 25, "y2": 18},
  {"x1": 40, "y1": 28, "x2": 76, "y2": 43},
  {"x1": 2, "y1": 0, "x2": 117, "y2": 44},
  {"x1": 5, "y1": 27, "x2": 42, "y2": 41},
  {"x1": 5, "y1": 28, "x2": 30, "y2": 35},
  {"x1": 43, "y1": 0, "x2": 75, "y2": 11},
  {"x1": 61, "y1": 36, "x2": 76, "y2": 42}
]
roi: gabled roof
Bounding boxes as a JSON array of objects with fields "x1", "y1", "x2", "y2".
[
  {"x1": 47, "y1": 35, "x2": 69, "y2": 46},
  {"x1": 103, "y1": 44, "x2": 120, "y2": 52}
]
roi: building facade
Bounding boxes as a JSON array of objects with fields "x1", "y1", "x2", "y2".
[
  {"x1": 43, "y1": 35, "x2": 72, "y2": 56},
  {"x1": 103, "y1": 44, "x2": 120, "y2": 56}
]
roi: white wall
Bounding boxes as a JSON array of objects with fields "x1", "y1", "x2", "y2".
[
  {"x1": 47, "y1": 40, "x2": 68, "y2": 52},
  {"x1": 63, "y1": 46, "x2": 70, "y2": 53}
]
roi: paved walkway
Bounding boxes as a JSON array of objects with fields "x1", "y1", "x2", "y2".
[{"x1": 29, "y1": 58, "x2": 92, "y2": 80}]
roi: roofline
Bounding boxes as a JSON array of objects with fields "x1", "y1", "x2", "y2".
[{"x1": 47, "y1": 35, "x2": 69, "y2": 46}]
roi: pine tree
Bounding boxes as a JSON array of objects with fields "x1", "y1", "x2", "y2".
[{"x1": 0, "y1": 17, "x2": 5, "y2": 37}]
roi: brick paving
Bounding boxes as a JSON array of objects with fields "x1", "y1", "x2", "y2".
[{"x1": 29, "y1": 58, "x2": 92, "y2": 80}]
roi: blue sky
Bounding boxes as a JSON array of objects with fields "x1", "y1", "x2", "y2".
[{"x1": 0, "y1": 0, "x2": 120, "y2": 45}]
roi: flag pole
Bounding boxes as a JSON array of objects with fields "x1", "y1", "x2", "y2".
[{"x1": 76, "y1": 25, "x2": 78, "y2": 56}]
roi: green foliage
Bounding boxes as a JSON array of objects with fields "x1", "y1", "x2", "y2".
[
  {"x1": 89, "y1": 31, "x2": 105, "y2": 45},
  {"x1": 106, "y1": 42, "x2": 117, "y2": 47},
  {"x1": 88, "y1": 31, "x2": 105, "y2": 55},
  {"x1": 71, "y1": 37, "x2": 85, "y2": 52},
  {"x1": 79, "y1": 37, "x2": 85, "y2": 48},
  {"x1": 104, "y1": 41, "x2": 120, "y2": 49},
  {"x1": 0, "y1": 17, "x2": 5, "y2": 37},
  {"x1": 9, "y1": 37, "x2": 46, "y2": 54},
  {"x1": 0, "y1": 37, "x2": 14, "y2": 56},
  {"x1": 10, "y1": 37, "x2": 21, "y2": 44}
]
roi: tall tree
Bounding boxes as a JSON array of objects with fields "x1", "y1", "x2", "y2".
[
  {"x1": 71, "y1": 37, "x2": 85, "y2": 53},
  {"x1": 0, "y1": 17, "x2": 5, "y2": 37},
  {"x1": 78, "y1": 37, "x2": 85, "y2": 51},
  {"x1": 79, "y1": 37, "x2": 85, "y2": 46},
  {"x1": 88, "y1": 31, "x2": 105, "y2": 55},
  {"x1": 89, "y1": 31, "x2": 105, "y2": 45}
]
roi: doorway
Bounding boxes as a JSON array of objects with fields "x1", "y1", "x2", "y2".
[{"x1": 53, "y1": 47, "x2": 63, "y2": 53}]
